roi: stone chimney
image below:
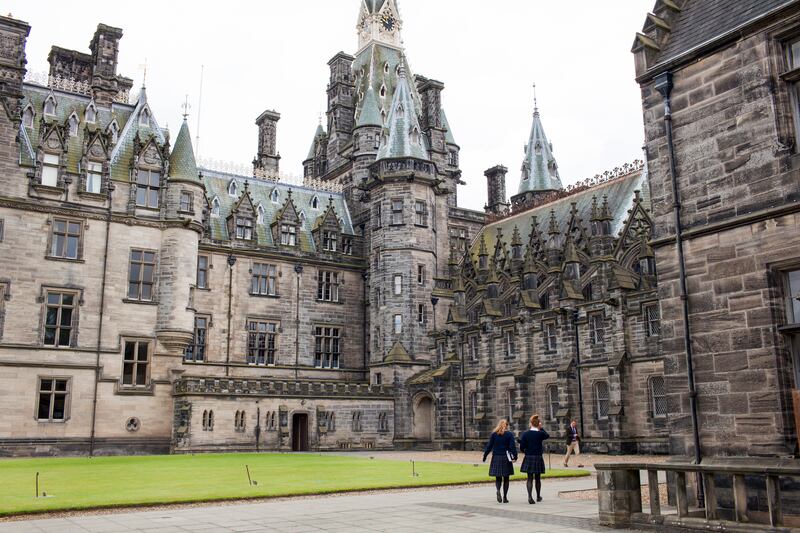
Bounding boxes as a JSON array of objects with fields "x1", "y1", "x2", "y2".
[
  {"x1": 0, "y1": 14, "x2": 31, "y2": 122},
  {"x1": 89, "y1": 24, "x2": 125, "y2": 106},
  {"x1": 254, "y1": 109, "x2": 281, "y2": 175},
  {"x1": 485, "y1": 165, "x2": 510, "y2": 216}
]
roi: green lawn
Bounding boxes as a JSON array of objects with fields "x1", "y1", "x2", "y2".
[{"x1": 0, "y1": 453, "x2": 588, "y2": 516}]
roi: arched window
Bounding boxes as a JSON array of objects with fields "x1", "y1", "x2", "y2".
[
  {"x1": 649, "y1": 376, "x2": 667, "y2": 418},
  {"x1": 271, "y1": 189, "x2": 280, "y2": 203},
  {"x1": 68, "y1": 114, "x2": 79, "y2": 137},
  {"x1": 228, "y1": 180, "x2": 238, "y2": 197},
  {"x1": 379, "y1": 85, "x2": 386, "y2": 98},
  {"x1": 352, "y1": 411, "x2": 362, "y2": 432},
  {"x1": 256, "y1": 204, "x2": 265, "y2": 224},
  {"x1": 299, "y1": 211, "x2": 306, "y2": 225},
  {"x1": 85, "y1": 103, "x2": 97, "y2": 124},
  {"x1": 43, "y1": 95, "x2": 56, "y2": 116},
  {"x1": 211, "y1": 197, "x2": 221, "y2": 217},
  {"x1": 582, "y1": 282, "x2": 593, "y2": 301},
  {"x1": 22, "y1": 106, "x2": 34, "y2": 128},
  {"x1": 409, "y1": 126, "x2": 420, "y2": 145},
  {"x1": 202, "y1": 410, "x2": 209, "y2": 431},
  {"x1": 108, "y1": 121, "x2": 119, "y2": 144},
  {"x1": 594, "y1": 381, "x2": 610, "y2": 420},
  {"x1": 396, "y1": 103, "x2": 405, "y2": 118},
  {"x1": 311, "y1": 196, "x2": 319, "y2": 209},
  {"x1": 547, "y1": 385, "x2": 559, "y2": 421},
  {"x1": 139, "y1": 107, "x2": 150, "y2": 127},
  {"x1": 208, "y1": 410, "x2": 215, "y2": 431},
  {"x1": 327, "y1": 412, "x2": 336, "y2": 431},
  {"x1": 383, "y1": 62, "x2": 389, "y2": 74}
]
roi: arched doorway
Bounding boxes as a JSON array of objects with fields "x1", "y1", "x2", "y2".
[
  {"x1": 413, "y1": 395, "x2": 434, "y2": 441},
  {"x1": 291, "y1": 413, "x2": 309, "y2": 451}
]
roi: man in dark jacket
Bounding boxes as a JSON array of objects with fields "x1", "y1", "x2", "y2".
[{"x1": 563, "y1": 420, "x2": 583, "y2": 467}]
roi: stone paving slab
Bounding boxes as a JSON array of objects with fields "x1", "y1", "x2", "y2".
[{"x1": 0, "y1": 475, "x2": 645, "y2": 533}]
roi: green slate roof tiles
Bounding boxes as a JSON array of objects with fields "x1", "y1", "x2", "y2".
[{"x1": 169, "y1": 119, "x2": 200, "y2": 182}]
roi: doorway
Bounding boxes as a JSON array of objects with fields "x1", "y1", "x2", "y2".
[
  {"x1": 291, "y1": 413, "x2": 309, "y2": 451},
  {"x1": 412, "y1": 395, "x2": 433, "y2": 441}
]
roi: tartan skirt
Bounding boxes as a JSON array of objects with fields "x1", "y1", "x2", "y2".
[
  {"x1": 488, "y1": 454, "x2": 515, "y2": 477},
  {"x1": 521, "y1": 454, "x2": 546, "y2": 474}
]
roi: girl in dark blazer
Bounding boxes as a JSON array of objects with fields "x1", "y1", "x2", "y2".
[
  {"x1": 519, "y1": 414, "x2": 549, "y2": 504},
  {"x1": 482, "y1": 419, "x2": 518, "y2": 503}
]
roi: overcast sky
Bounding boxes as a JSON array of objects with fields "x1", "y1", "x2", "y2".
[{"x1": 9, "y1": 0, "x2": 654, "y2": 211}]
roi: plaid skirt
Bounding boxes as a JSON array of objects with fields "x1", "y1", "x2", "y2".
[
  {"x1": 521, "y1": 454, "x2": 546, "y2": 474},
  {"x1": 488, "y1": 453, "x2": 515, "y2": 477}
]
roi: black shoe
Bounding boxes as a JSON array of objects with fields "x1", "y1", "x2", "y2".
[
  {"x1": 528, "y1": 496, "x2": 535, "y2": 504},
  {"x1": 537, "y1": 496, "x2": 543, "y2": 502},
  {"x1": 496, "y1": 490, "x2": 502, "y2": 503},
  {"x1": 503, "y1": 497, "x2": 509, "y2": 503}
]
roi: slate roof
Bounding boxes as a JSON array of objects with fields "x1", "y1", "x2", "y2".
[
  {"x1": 471, "y1": 168, "x2": 650, "y2": 261},
  {"x1": 518, "y1": 106, "x2": 562, "y2": 194},
  {"x1": 657, "y1": 0, "x2": 795, "y2": 63},
  {"x1": 169, "y1": 119, "x2": 200, "y2": 182},
  {"x1": 202, "y1": 170, "x2": 355, "y2": 250},
  {"x1": 376, "y1": 64, "x2": 429, "y2": 161}
]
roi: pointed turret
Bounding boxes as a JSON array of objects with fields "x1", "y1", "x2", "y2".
[
  {"x1": 376, "y1": 63, "x2": 429, "y2": 161},
  {"x1": 169, "y1": 119, "x2": 199, "y2": 182},
  {"x1": 516, "y1": 98, "x2": 562, "y2": 197},
  {"x1": 307, "y1": 123, "x2": 326, "y2": 160},
  {"x1": 356, "y1": 85, "x2": 382, "y2": 128},
  {"x1": 303, "y1": 123, "x2": 328, "y2": 178},
  {"x1": 441, "y1": 108, "x2": 457, "y2": 146}
]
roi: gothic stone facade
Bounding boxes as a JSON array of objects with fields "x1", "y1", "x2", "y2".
[
  {"x1": 633, "y1": 0, "x2": 800, "y2": 458},
  {"x1": 0, "y1": 1, "x2": 667, "y2": 456}
]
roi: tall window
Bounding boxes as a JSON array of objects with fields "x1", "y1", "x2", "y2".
[
  {"x1": 450, "y1": 227, "x2": 467, "y2": 253},
  {"x1": 784, "y1": 269, "x2": 800, "y2": 324},
  {"x1": 470, "y1": 391, "x2": 478, "y2": 420},
  {"x1": 378, "y1": 412, "x2": 389, "y2": 432},
  {"x1": 196, "y1": 255, "x2": 209, "y2": 289},
  {"x1": 43, "y1": 97, "x2": 56, "y2": 116},
  {"x1": 589, "y1": 313, "x2": 605, "y2": 345},
  {"x1": 85, "y1": 104, "x2": 96, "y2": 123},
  {"x1": 68, "y1": 115, "x2": 78, "y2": 137},
  {"x1": 317, "y1": 271, "x2": 340, "y2": 302},
  {"x1": 23, "y1": 106, "x2": 34, "y2": 128},
  {"x1": 469, "y1": 335, "x2": 479, "y2": 361},
  {"x1": 202, "y1": 410, "x2": 215, "y2": 431},
  {"x1": 436, "y1": 340, "x2": 446, "y2": 363},
  {"x1": 373, "y1": 203, "x2": 382, "y2": 229},
  {"x1": 417, "y1": 303, "x2": 427, "y2": 325},
  {"x1": 86, "y1": 162, "x2": 102, "y2": 194},
  {"x1": 50, "y1": 219, "x2": 81, "y2": 260},
  {"x1": 414, "y1": 200, "x2": 428, "y2": 226},
  {"x1": 251, "y1": 263, "x2": 278, "y2": 296},
  {"x1": 135, "y1": 169, "x2": 160, "y2": 209},
  {"x1": 505, "y1": 389, "x2": 515, "y2": 424},
  {"x1": 644, "y1": 303, "x2": 661, "y2": 337},
  {"x1": 393, "y1": 274, "x2": 402, "y2": 295},
  {"x1": 235, "y1": 217, "x2": 253, "y2": 240},
  {"x1": 649, "y1": 376, "x2": 667, "y2": 418},
  {"x1": 504, "y1": 329, "x2": 516, "y2": 358},
  {"x1": 323, "y1": 231, "x2": 338, "y2": 252},
  {"x1": 185, "y1": 316, "x2": 208, "y2": 362},
  {"x1": 41, "y1": 153, "x2": 59, "y2": 187},
  {"x1": 37, "y1": 378, "x2": 69, "y2": 421},
  {"x1": 544, "y1": 321, "x2": 557, "y2": 351},
  {"x1": 342, "y1": 236, "x2": 353, "y2": 255},
  {"x1": 179, "y1": 191, "x2": 193, "y2": 213},
  {"x1": 314, "y1": 326, "x2": 341, "y2": 369},
  {"x1": 417, "y1": 265, "x2": 426, "y2": 285},
  {"x1": 547, "y1": 385, "x2": 559, "y2": 420},
  {"x1": 234, "y1": 411, "x2": 246, "y2": 432},
  {"x1": 43, "y1": 291, "x2": 76, "y2": 347},
  {"x1": 128, "y1": 250, "x2": 156, "y2": 301},
  {"x1": 374, "y1": 372, "x2": 382, "y2": 385},
  {"x1": 247, "y1": 320, "x2": 277, "y2": 365},
  {"x1": 280, "y1": 224, "x2": 297, "y2": 246},
  {"x1": 122, "y1": 340, "x2": 151, "y2": 387},
  {"x1": 352, "y1": 411, "x2": 363, "y2": 432},
  {"x1": 391, "y1": 199, "x2": 403, "y2": 225},
  {"x1": 326, "y1": 412, "x2": 336, "y2": 431},
  {"x1": 594, "y1": 381, "x2": 610, "y2": 420},
  {"x1": 394, "y1": 314, "x2": 402, "y2": 334},
  {"x1": 448, "y1": 151, "x2": 458, "y2": 167},
  {"x1": 784, "y1": 38, "x2": 800, "y2": 141}
]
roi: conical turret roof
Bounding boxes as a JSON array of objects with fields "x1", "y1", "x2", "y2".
[
  {"x1": 519, "y1": 103, "x2": 562, "y2": 194},
  {"x1": 376, "y1": 62, "x2": 429, "y2": 161},
  {"x1": 356, "y1": 85, "x2": 382, "y2": 128},
  {"x1": 169, "y1": 119, "x2": 199, "y2": 182}
]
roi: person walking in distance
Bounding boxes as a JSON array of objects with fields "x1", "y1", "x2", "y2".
[
  {"x1": 519, "y1": 414, "x2": 549, "y2": 504},
  {"x1": 482, "y1": 419, "x2": 517, "y2": 503},
  {"x1": 564, "y1": 419, "x2": 583, "y2": 467}
]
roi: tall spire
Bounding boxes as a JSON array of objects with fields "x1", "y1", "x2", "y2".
[
  {"x1": 169, "y1": 117, "x2": 199, "y2": 182},
  {"x1": 375, "y1": 60, "x2": 429, "y2": 161},
  {"x1": 356, "y1": 84, "x2": 382, "y2": 128},
  {"x1": 519, "y1": 89, "x2": 562, "y2": 194}
]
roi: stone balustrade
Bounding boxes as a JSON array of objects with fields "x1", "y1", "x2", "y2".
[
  {"x1": 596, "y1": 461, "x2": 800, "y2": 531},
  {"x1": 173, "y1": 376, "x2": 392, "y2": 399}
]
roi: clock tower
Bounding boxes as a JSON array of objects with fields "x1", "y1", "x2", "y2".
[{"x1": 357, "y1": 0, "x2": 403, "y2": 52}]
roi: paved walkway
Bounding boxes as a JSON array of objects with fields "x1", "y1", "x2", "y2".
[{"x1": 0, "y1": 474, "x2": 633, "y2": 533}]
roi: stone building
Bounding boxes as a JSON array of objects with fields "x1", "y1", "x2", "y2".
[
  {"x1": 633, "y1": 0, "x2": 800, "y2": 459},
  {"x1": 0, "y1": 0, "x2": 665, "y2": 456}
]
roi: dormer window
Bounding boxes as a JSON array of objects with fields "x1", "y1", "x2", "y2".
[
  {"x1": 396, "y1": 103, "x2": 405, "y2": 118},
  {"x1": 271, "y1": 189, "x2": 280, "y2": 204},
  {"x1": 299, "y1": 212, "x2": 306, "y2": 225},
  {"x1": 409, "y1": 126, "x2": 420, "y2": 145},
  {"x1": 85, "y1": 103, "x2": 97, "y2": 124},
  {"x1": 108, "y1": 121, "x2": 119, "y2": 144},
  {"x1": 211, "y1": 197, "x2": 221, "y2": 217},
  {"x1": 235, "y1": 217, "x2": 254, "y2": 240},
  {"x1": 256, "y1": 205, "x2": 265, "y2": 224},
  {"x1": 135, "y1": 169, "x2": 161, "y2": 209},
  {"x1": 311, "y1": 196, "x2": 319, "y2": 210},
  {"x1": 41, "y1": 153, "x2": 60, "y2": 187},
  {"x1": 323, "y1": 231, "x2": 338, "y2": 252},
  {"x1": 380, "y1": 85, "x2": 386, "y2": 98},
  {"x1": 139, "y1": 108, "x2": 150, "y2": 127},
  {"x1": 280, "y1": 224, "x2": 297, "y2": 246},
  {"x1": 68, "y1": 114, "x2": 79, "y2": 137},
  {"x1": 380, "y1": 109, "x2": 387, "y2": 124},
  {"x1": 86, "y1": 162, "x2": 103, "y2": 194},
  {"x1": 43, "y1": 96, "x2": 56, "y2": 116},
  {"x1": 22, "y1": 106, "x2": 34, "y2": 128},
  {"x1": 383, "y1": 62, "x2": 389, "y2": 74},
  {"x1": 228, "y1": 180, "x2": 238, "y2": 197}
]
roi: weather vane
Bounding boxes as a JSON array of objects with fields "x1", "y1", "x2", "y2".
[
  {"x1": 533, "y1": 82, "x2": 538, "y2": 111},
  {"x1": 182, "y1": 94, "x2": 191, "y2": 120},
  {"x1": 138, "y1": 58, "x2": 148, "y2": 87}
]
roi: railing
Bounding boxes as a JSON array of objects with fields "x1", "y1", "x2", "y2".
[
  {"x1": 23, "y1": 70, "x2": 134, "y2": 104},
  {"x1": 197, "y1": 157, "x2": 344, "y2": 193},
  {"x1": 596, "y1": 461, "x2": 800, "y2": 530}
]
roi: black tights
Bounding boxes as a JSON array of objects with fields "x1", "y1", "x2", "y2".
[
  {"x1": 526, "y1": 473, "x2": 542, "y2": 499},
  {"x1": 494, "y1": 476, "x2": 510, "y2": 498}
]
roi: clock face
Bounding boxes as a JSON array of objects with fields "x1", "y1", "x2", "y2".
[{"x1": 381, "y1": 13, "x2": 396, "y2": 31}]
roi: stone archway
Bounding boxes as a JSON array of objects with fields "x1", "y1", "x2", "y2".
[{"x1": 412, "y1": 394, "x2": 434, "y2": 441}]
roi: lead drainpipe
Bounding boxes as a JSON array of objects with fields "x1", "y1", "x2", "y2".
[
  {"x1": 89, "y1": 182, "x2": 114, "y2": 457},
  {"x1": 225, "y1": 254, "x2": 236, "y2": 377},
  {"x1": 363, "y1": 272, "x2": 369, "y2": 377},
  {"x1": 571, "y1": 310, "x2": 585, "y2": 440},
  {"x1": 294, "y1": 264, "x2": 303, "y2": 380},
  {"x1": 654, "y1": 72, "x2": 704, "y2": 502}
]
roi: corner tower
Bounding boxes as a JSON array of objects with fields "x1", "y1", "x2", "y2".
[{"x1": 511, "y1": 97, "x2": 562, "y2": 209}]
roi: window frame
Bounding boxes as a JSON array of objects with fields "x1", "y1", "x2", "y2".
[
  {"x1": 179, "y1": 191, "x2": 194, "y2": 214},
  {"x1": 589, "y1": 312, "x2": 605, "y2": 345},
  {"x1": 135, "y1": 168, "x2": 161, "y2": 209},
  {"x1": 314, "y1": 325, "x2": 341, "y2": 369},
  {"x1": 390, "y1": 199, "x2": 404, "y2": 226},
  {"x1": 251, "y1": 263, "x2": 278, "y2": 297},
  {"x1": 121, "y1": 339, "x2": 152, "y2": 389},
  {"x1": 417, "y1": 303, "x2": 427, "y2": 325},
  {"x1": 42, "y1": 289, "x2": 78, "y2": 348},
  {"x1": 246, "y1": 319, "x2": 279, "y2": 366},
  {"x1": 468, "y1": 335, "x2": 479, "y2": 361},
  {"x1": 234, "y1": 216, "x2": 254, "y2": 241},
  {"x1": 594, "y1": 380, "x2": 610, "y2": 421},
  {"x1": 414, "y1": 200, "x2": 428, "y2": 227},
  {"x1": 127, "y1": 249, "x2": 157, "y2": 302},
  {"x1": 503, "y1": 328, "x2": 516, "y2": 359},
  {"x1": 547, "y1": 385, "x2": 559, "y2": 421},
  {"x1": 644, "y1": 303, "x2": 661, "y2": 337},
  {"x1": 86, "y1": 161, "x2": 103, "y2": 194},
  {"x1": 184, "y1": 315, "x2": 209, "y2": 363},
  {"x1": 196, "y1": 255, "x2": 209, "y2": 289},
  {"x1": 280, "y1": 224, "x2": 297, "y2": 246},
  {"x1": 417, "y1": 264, "x2": 426, "y2": 285},
  {"x1": 323, "y1": 230, "x2": 338, "y2": 252},
  {"x1": 317, "y1": 270, "x2": 340, "y2": 303},
  {"x1": 393, "y1": 274, "x2": 402, "y2": 296},
  {"x1": 393, "y1": 314, "x2": 402, "y2": 334},
  {"x1": 649, "y1": 375, "x2": 668, "y2": 418},
  {"x1": 35, "y1": 376, "x2": 71, "y2": 422},
  {"x1": 48, "y1": 218, "x2": 83, "y2": 261},
  {"x1": 544, "y1": 321, "x2": 557, "y2": 352},
  {"x1": 41, "y1": 153, "x2": 60, "y2": 187}
]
